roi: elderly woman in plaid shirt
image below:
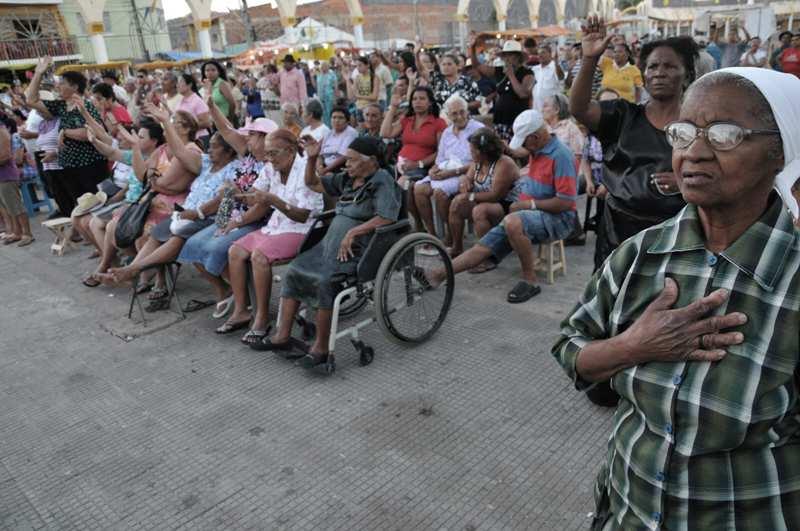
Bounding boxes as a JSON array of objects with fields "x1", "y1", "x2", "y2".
[{"x1": 553, "y1": 66, "x2": 800, "y2": 529}]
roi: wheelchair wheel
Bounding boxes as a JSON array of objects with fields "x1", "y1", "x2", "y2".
[{"x1": 374, "y1": 233, "x2": 454, "y2": 344}]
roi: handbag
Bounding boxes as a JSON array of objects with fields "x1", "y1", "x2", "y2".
[{"x1": 114, "y1": 185, "x2": 155, "y2": 248}]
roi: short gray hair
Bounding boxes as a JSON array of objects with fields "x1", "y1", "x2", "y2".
[
  {"x1": 282, "y1": 102, "x2": 299, "y2": 116},
  {"x1": 444, "y1": 93, "x2": 468, "y2": 113}
]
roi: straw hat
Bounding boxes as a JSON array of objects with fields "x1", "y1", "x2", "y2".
[{"x1": 71, "y1": 191, "x2": 108, "y2": 217}]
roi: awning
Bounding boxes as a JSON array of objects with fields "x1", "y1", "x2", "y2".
[{"x1": 55, "y1": 61, "x2": 130, "y2": 75}]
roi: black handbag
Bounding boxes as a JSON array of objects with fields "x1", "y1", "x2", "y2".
[{"x1": 114, "y1": 185, "x2": 155, "y2": 249}]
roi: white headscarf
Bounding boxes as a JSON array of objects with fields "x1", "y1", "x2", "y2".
[{"x1": 704, "y1": 68, "x2": 800, "y2": 220}]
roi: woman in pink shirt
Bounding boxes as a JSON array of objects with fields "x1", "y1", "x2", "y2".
[{"x1": 176, "y1": 74, "x2": 212, "y2": 146}]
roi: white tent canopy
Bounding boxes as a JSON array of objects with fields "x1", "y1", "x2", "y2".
[{"x1": 277, "y1": 17, "x2": 356, "y2": 47}]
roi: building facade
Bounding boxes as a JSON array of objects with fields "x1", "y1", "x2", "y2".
[{"x1": 0, "y1": 0, "x2": 172, "y2": 66}]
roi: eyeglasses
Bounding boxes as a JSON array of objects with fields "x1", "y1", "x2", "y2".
[{"x1": 665, "y1": 121, "x2": 781, "y2": 152}]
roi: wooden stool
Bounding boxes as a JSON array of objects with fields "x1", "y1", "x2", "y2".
[
  {"x1": 41, "y1": 217, "x2": 75, "y2": 256},
  {"x1": 536, "y1": 240, "x2": 567, "y2": 284}
]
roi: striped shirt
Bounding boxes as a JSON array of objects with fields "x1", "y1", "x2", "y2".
[
  {"x1": 518, "y1": 136, "x2": 577, "y2": 211},
  {"x1": 552, "y1": 197, "x2": 800, "y2": 530}
]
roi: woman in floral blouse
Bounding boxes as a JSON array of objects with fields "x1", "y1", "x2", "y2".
[
  {"x1": 219, "y1": 129, "x2": 323, "y2": 344},
  {"x1": 419, "y1": 53, "x2": 482, "y2": 113}
]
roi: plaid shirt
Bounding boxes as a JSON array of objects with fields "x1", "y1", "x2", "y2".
[{"x1": 552, "y1": 197, "x2": 800, "y2": 530}]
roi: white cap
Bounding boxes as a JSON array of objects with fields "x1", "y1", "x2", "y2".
[
  {"x1": 501, "y1": 40, "x2": 523, "y2": 54},
  {"x1": 508, "y1": 109, "x2": 545, "y2": 150}
]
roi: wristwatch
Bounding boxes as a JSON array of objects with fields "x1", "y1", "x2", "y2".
[
  {"x1": 418, "y1": 160, "x2": 424, "y2": 170},
  {"x1": 196, "y1": 207, "x2": 205, "y2": 220}
]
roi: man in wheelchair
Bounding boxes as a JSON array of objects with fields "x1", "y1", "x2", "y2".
[{"x1": 250, "y1": 136, "x2": 403, "y2": 369}]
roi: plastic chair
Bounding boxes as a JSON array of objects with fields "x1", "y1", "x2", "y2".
[{"x1": 20, "y1": 176, "x2": 53, "y2": 218}]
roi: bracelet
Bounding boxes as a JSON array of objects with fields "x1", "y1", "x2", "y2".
[
  {"x1": 469, "y1": 192, "x2": 475, "y2": 202},
  {"x1": 196, "y1": 207, "x2": 205, "y2": 220},
  {"x1": 530, "y1": 199, "x2": 536, "y2": 210}
]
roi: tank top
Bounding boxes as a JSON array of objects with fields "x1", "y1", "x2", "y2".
[
  {"x1": 473, "y1": 160, "x2": 521, "y2": 202},
  {"x1": 211, "y1": 78, "x2": 230, "y2": 119}
]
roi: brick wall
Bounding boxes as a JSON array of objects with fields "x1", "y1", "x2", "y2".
[{"x1": 222, "y1": 0, "x2": 459, "y2": 48}]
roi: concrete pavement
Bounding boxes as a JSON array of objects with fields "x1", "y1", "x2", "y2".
[{"x1": 0, "y1": 212, "x2": 613, "y2": 530}]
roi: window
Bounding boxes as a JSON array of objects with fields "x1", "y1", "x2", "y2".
[{"x1": 13, "y1": 19, "x2": 41, "y2": 40}]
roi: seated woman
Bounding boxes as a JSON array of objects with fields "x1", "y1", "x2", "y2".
[
  {"x1": 542, "y1": 94, "x2": 585, "y2": 169},
  {"x1": 413, "y1": 94, "x2": 483, "y2": 243},
  {"x1": 219, "y1": 129, "x2": 324, "y2": 341},
  {"x1": 90, "y1": 82, "x2": 132, "y2": 138},
  {"x1": 380, "y1": 85, "x2": 446, "y2": 231},
  {"x1": 101, "y1": 127, "x2": 239, "y2": 286},
  {"x1": 318, "y1": 106, "x2": 358, "y2": 175},
  {"x1": 82, "y1": 121, "x2": 165, "y2": 286},
  {"x1": 179, "y1": 95, "x2": 278, "y2": 317},
  {"x1": 299, "y1": 99, "x2": 330, "y2": 142},
  {"x1": 553, "y1": 68, "x2": 800, "y2": 529},
  {"x1": 447, "y1": 128, "x2": 520, "y2": 262},
  {"x1": 253, "y1": 136, "x2": 402, "y2": 368}
]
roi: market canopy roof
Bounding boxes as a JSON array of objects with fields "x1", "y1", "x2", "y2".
[
  {"x1": 55, "y1": 61, "x2": 130, "y2": 75},
  {"x1": 134, "y1": 60, "x2": 193, "y2": 71},
  {"x1": 478, "y1": 25, "x2": 575, "y2": 41}
]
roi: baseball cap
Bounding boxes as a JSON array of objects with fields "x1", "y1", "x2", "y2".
[
  {"x1": 508, "y1": 109, "x2": 545, "y2": 150},
  {"x1": 238, "y1": 117, "x2": 278, "y2": 135},
  {"x1": 501, "y1": 40, "x2": 523, "y2": 54}
]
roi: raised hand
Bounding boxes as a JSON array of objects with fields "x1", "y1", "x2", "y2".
[
  {"x1": 35, "y1": 56, "x2": 53, "y2": 76},
  {"x1": 299, "y1": 135, "x2": 321, "y2": 158},
  {"x1": 580, "y1": 15, "x2": 613, "y2": 58},
  {"x1": 143, "y1": 102, "x2": 169, "y2": 123},
  {"x1": 116, "y1": 126, "x2": 140, "y2": 149}
]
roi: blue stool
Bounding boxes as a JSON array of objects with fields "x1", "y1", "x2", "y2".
[{"x1": 20, "y1": 176, "x2": 53, "y2": 218}]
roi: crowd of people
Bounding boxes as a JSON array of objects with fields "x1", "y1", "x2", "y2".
[{"x1": 1, "y1": 16, "x2": 799, "y2": 530}]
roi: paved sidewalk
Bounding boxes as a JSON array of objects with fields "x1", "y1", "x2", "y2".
[{"x1": 0, "y1": 213, "x2": 613, "y2": 530}]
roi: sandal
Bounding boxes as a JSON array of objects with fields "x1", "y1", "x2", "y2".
[
  {"x1": 183, "y1": 299, "x2": 215, "y2": 313},
  {"x1": 16, "y1": 236, "x2": 34, "y2": 247},
  {"x1": 215, "y1": 319, "x2": 250, "y2": 334},
  {"x1": 88, "y1": 249, "x2": 101, "y2": 259},
  {"x1": 249, "y1": 335, "x2": 297, "y2": 356},
  {"x1": 411, "y1": 266, "x2": 434, "y2": 291},
  {"x1": 147, "y1": 287, "x2": 168, "y2": 301},
  {"x1": 468, "y1": 261, "x2": 497, "y2": 274},
  {"x1": 145, "y1": 297, "x2": 171, "y2": 313},
  {"x1": 299, "y1": 352, "x2": 330, "y2": 369},
  {"x1": 135, "y1": 280, "x2": 155, "y2": 295},
  {"x1": 212, "y1": 295, "x2": 234, "y2": 319},
  {"x1": 3, "y1": 236, "x2": 20, "y2": 245},
  {"x1": 240, "y1": 327, "x2": 270, "y2": 346},
  {"x1": 506, "y1": 281, "x2": 541, "y2": 304},
  {"x1": 82, "y1": 274, "x2": 101, "y2": 288}
]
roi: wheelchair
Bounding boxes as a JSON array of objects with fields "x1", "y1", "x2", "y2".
[{"x1": 284, "y1": 201, "x2": 455, "y2": 374}]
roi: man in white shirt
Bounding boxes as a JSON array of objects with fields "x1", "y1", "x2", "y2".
[
  {"x1": 739, "y1": 37, "x2": 768, "y2": 67},
  {"x1": 531, "y1": 44, "x2": 564, "y2": 112}
]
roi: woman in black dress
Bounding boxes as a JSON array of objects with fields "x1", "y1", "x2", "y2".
[{"x1": 570, "y1": 17, "x2": 699, "y2": 406}]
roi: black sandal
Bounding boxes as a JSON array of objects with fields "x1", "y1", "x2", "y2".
[
  {"x1": 145, "y1": 297, "x2": 171, "y2": 313},
  {"x1": 240, "y1": 327, "x2": 270, "y2": 346},
  {"x1": 299, "y1": 352, "x2": 330, "y2": 369},
  {"x1": 82, "y1": 275, "x2": 101, "y2": 288},
  {"x1": 507, "y1": 281, "x2": 541, "y2": 304},
  {"x1": 147, "y1": 287, "x2": 168, "y2": 300},
  {"x1": 249, "y1": 336, "x2": 298, "y2": 357},
  {"x1": 183, "y1": 299, "x2": 215, "y2": 313}
]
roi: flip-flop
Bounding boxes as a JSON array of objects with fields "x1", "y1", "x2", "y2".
[
  {"x1": 82, "y1": 275, "x2": 101, "y2": 288},
  {"x1": 183, "y1": 299, "x2": 215, "y2": 313},
  {"x1": 299, "y1": 352, "x2": 330, "y2": 369},
  {"x1": 468, "y1": 261, "x2": 497, "y2": 274},
  {"x1": 16, "y1": 236, "x2": 34, "y2": 247},
  {"x1": 87, "y1": 249, "x2": 101, "y2": 259},
  {"x1": 212, "y1": 295, "x2": 234, "y2": 319},
  {"x1": 2, "y1": 236, "x2": 20, "y2": 245},
  {"x1": 240, "y1": 327, "x2": 270, "y2": 346},
  {"x1": 506, "y1": 281, "x2": 541, "y2": 304},
  {"x1": 249, "y1": 335, "x2": 296, "y2": 355},
  {"x1": 147, "y1": 287, "x2": 168, "y2": 301},
  {"x1": 215, "y1": 319, "x2": 250, "y2": 334},
  {"x1": 135, "y1": 280, "x2": 155, "y2": 295}
]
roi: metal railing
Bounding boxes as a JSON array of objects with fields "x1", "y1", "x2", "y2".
[{"x1": 0, "y1": 37, "x2": 77, "y2": 62}]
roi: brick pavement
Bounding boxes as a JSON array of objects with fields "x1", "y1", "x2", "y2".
[{"x1": 0, "y1": 212, "x2": 613, "y2": 530}]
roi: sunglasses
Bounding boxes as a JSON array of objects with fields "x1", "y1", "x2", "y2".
[{"x1": 665, "y1": 121, "x2": 780, "y2": 152}]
